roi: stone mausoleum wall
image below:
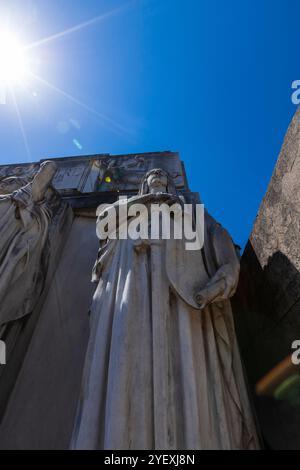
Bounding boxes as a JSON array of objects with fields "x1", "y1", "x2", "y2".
[{"x1": 233, "y1": 107, "x2": 300, "y2": 449}]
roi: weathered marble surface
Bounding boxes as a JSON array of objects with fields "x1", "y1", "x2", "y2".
[{"x1": 71, "y1": 169, "x2": 259, "y2": 450}]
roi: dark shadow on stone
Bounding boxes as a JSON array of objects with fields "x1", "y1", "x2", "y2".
[{"x1": 232, "y1": 241, "x2": 300, "y2": 449}]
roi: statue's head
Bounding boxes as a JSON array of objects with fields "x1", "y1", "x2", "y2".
[
  {"x1": 139, "y1": 168, "x2": 177, "y2": 195},
  {"x1": 38, "y1": 160, "x2": 57, "y2": 181}
]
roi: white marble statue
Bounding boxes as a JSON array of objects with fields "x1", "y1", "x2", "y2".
[
  {"x1": 0, "y1": 161, "x2": 57, "y2": 328},
  {"x1": 71, "y1": 168, "x2": 259, "y2": 450}
]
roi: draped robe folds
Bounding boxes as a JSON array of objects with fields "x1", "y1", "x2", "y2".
[
  {"x1": 0, "y1": 185, "x2": 52, "y2": 327},
  {"x1": 71, "y1": 196, "x2": 259, "y2": 450}
]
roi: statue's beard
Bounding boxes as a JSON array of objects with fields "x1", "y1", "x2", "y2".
[{"x1": 149, "y1": 183, "x2": 167, "y2": 194}]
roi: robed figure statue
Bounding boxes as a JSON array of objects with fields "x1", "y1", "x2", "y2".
[
  {"x1": 71, "y1": 168, "x2": 259, "y2": 450},
  {"x1": 0, "y1": 161, "x2": 57, "y2": 329}
]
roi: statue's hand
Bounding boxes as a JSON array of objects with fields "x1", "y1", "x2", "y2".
[
  {"x1": 138, "y1": 193, "x2": 170, "y2": 204},
  {"x1": 152, "y1": 193, "x2": 181, "y2": 206},
  {"x1": 32, "y1": 161, "x2": 57, "y2": 202},
  {"x1": 137, "y1": 193, "x2": 182, "y2": 208},
  {"x1": 195, "y1": 278, "x2": 226, "y2": 309}
]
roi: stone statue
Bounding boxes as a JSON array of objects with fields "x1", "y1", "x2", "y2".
[
  {"x1": 71, "y1": 168, "x2": 259, "y2": 450},
  {"x1": 0, "y1": 161, "x2": 58, "y2": 328}
]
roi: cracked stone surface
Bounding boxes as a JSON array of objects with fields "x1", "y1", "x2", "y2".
[{"x1": 251, "y1": 107, "x2": 300, "y2": 273}]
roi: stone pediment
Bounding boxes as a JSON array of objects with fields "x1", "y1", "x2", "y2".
[{"x1": 0, "y1": 151, "x2": 188, "y2": 195}]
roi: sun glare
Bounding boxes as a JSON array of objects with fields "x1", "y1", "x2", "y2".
[{"x1": 0, "y1": 32, "x2": 29, "y2": 83}]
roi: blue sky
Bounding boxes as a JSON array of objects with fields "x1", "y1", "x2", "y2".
[{"x1": 0, "y1": 0, "x2": 299, "y2": 248}]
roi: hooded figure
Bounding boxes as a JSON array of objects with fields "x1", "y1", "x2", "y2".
[
  {"x1": 0, "y1": 161, "x2": 57, "y2": 328},
  {"x1": 71, "y1": 168, "x2": 259, "y2": 450}
]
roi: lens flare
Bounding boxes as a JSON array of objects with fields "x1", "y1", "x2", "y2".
[{"x1": 0, "y1": 32, "x2": 29, "y2": 83}]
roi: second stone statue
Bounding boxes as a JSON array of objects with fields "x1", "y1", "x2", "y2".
[{"x1": 0, "y1": 161, "x2": 58, "y2": 330}]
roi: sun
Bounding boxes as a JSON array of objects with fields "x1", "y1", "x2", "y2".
[{"x1": 0, "y1": 31, "x2": 29, "y2": 83}]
